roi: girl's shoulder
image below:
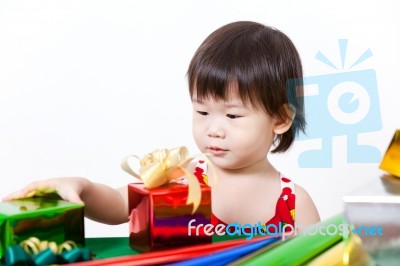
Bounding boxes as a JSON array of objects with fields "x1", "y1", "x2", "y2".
[
  {"x1": 291, "y1": 182, "x2": 321, "y2": 226},
  {"x1": 293, "y1": 182, "x2": 312, "y2": 200}
]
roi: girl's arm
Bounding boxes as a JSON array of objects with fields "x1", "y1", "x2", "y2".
[
  {"x1": 79, "y1": 181, "x2": 129, "y2": 225},
  {"x1": 3, "y1": 177, "x2": 129, "y2": 225}
]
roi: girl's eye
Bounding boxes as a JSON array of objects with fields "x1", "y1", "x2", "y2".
[
  {"x1": 226, "y1": 114, "x2": 241, "y2": 119},
  {"x1": 197, "y1": 111, "x2": 208, "y2": 116}
]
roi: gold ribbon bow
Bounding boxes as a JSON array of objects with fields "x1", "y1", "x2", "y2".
[
  {"x1": 20, "y1": 237, "x2": 77, "y2": 254},
  {"x1": 121, "y1": 146, "x2": 208, "y2": 213}
]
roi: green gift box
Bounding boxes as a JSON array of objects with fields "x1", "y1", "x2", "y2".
[{"x1": 0, "y1": 197, "x2": 85, "y2": 259}]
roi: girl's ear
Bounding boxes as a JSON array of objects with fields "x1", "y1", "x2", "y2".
[{"x1": 273, "y1": 104, "x2": 295, "y2": 135}]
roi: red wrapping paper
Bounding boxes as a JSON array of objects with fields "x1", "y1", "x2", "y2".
[
  {"x1": 128, "y1": 182, "x2": 212, "y2": 252},
  {"x1": 73, "y1": 235, "x2": 276, "y2": 266}
]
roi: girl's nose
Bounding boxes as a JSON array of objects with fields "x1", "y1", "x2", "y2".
[{"x1": 207, "y1": 126, "x2": 226, "y2": 139}]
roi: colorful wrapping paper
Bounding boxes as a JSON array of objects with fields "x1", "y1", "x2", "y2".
[
  {"x1": 228, "y1": 214, "x2": 344, "y2": 265},
  {"x1": 306, "y1": 240, "x2": 345, "y2": 266},
  {"x1": 0, "y1": 198, "x2": 85, "y2": 260},
  {"x1": 166, "y1": 236, "x2": 280, "y2": 266},
  {"x1": 128, "y1": 182, "x2": 212, "y2": 252},
  {"x1": 72, "y1": 235, "x2": 275, "y2": 266}
]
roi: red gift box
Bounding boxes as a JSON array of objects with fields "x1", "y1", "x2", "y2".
[{"x1": 128, "y1": 182, "x2": 212, "y2": 252}]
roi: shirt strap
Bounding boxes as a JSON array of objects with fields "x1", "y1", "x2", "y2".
[{"x1": 280, "y1": 174, "x2": 296, "y2": 195}]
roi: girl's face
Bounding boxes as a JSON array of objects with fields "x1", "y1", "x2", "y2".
[{"x1": 191, "y1": 90, "x2": 279, "y2": 171}]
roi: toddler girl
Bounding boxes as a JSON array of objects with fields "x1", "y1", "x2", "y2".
[{"x1": 4, "y1": 21, "x2": 320, "y2": 232}]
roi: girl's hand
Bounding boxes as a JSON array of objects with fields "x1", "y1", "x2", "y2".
[{"x1": 2, "y1": 177, "x2": 88, "y2": 205}]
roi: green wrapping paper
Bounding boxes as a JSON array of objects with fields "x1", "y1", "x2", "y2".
[
  {"x1": 0, "y1": 197, "x2": 85, "y2": 260},
  {"x1": 230, "y1": 214, "x2": 344, "y2": 265}
]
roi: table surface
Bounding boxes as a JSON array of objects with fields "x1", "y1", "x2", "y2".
[{"x1": 85, "y1": 237, "x2": 137, "y2": 259}]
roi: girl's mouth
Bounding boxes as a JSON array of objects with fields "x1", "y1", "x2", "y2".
[{"x1": 207, "y1": 146, "x2": 228, "y2": 155}]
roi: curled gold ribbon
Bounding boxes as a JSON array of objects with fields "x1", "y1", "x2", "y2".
[
  {"x1": 20, "y1": 237, "x2": 77, "y2": 255},
  {"x1": 121, "y1": 146, "x2": 212, "y2": 213}
]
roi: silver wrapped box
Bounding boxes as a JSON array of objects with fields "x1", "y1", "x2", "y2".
[
  {"x1": 343, "y1": 174, "x2": 400, "y2": 265},
  {"x1": 343, "y1": 130, "x2": 400, "y2": 265}
]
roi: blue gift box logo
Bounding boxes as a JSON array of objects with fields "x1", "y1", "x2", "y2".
[{"x1": 295, "y1": 39, "x2": 382, "y2": 168}]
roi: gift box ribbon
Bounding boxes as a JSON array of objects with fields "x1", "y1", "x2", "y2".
[
  {"x1": 121, "y1": 146, "x2": 214, "y2": 213},
  {"x1": 3, "y1": 237, "x2": 91, "y2": 266}
]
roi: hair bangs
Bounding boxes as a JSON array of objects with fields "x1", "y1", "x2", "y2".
[
  {"x1": 189, "y1": 61, "x2": 233, "y2": 102},
  {"x1": 189, "y1": 51, "x2": 261, "y2": 110}
]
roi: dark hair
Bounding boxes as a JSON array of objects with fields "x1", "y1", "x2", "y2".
[{"x1": 187, "y1": 21, "x2": 305, "y2": 153}]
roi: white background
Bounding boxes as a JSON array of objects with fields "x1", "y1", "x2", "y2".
[{"x1": 0, "y1": 0, "x2": 399, "y2": 237}]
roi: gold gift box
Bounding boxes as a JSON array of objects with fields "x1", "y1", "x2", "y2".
[{"x1": 379, "y1": 129, "x2": 400, "y2": 177}]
